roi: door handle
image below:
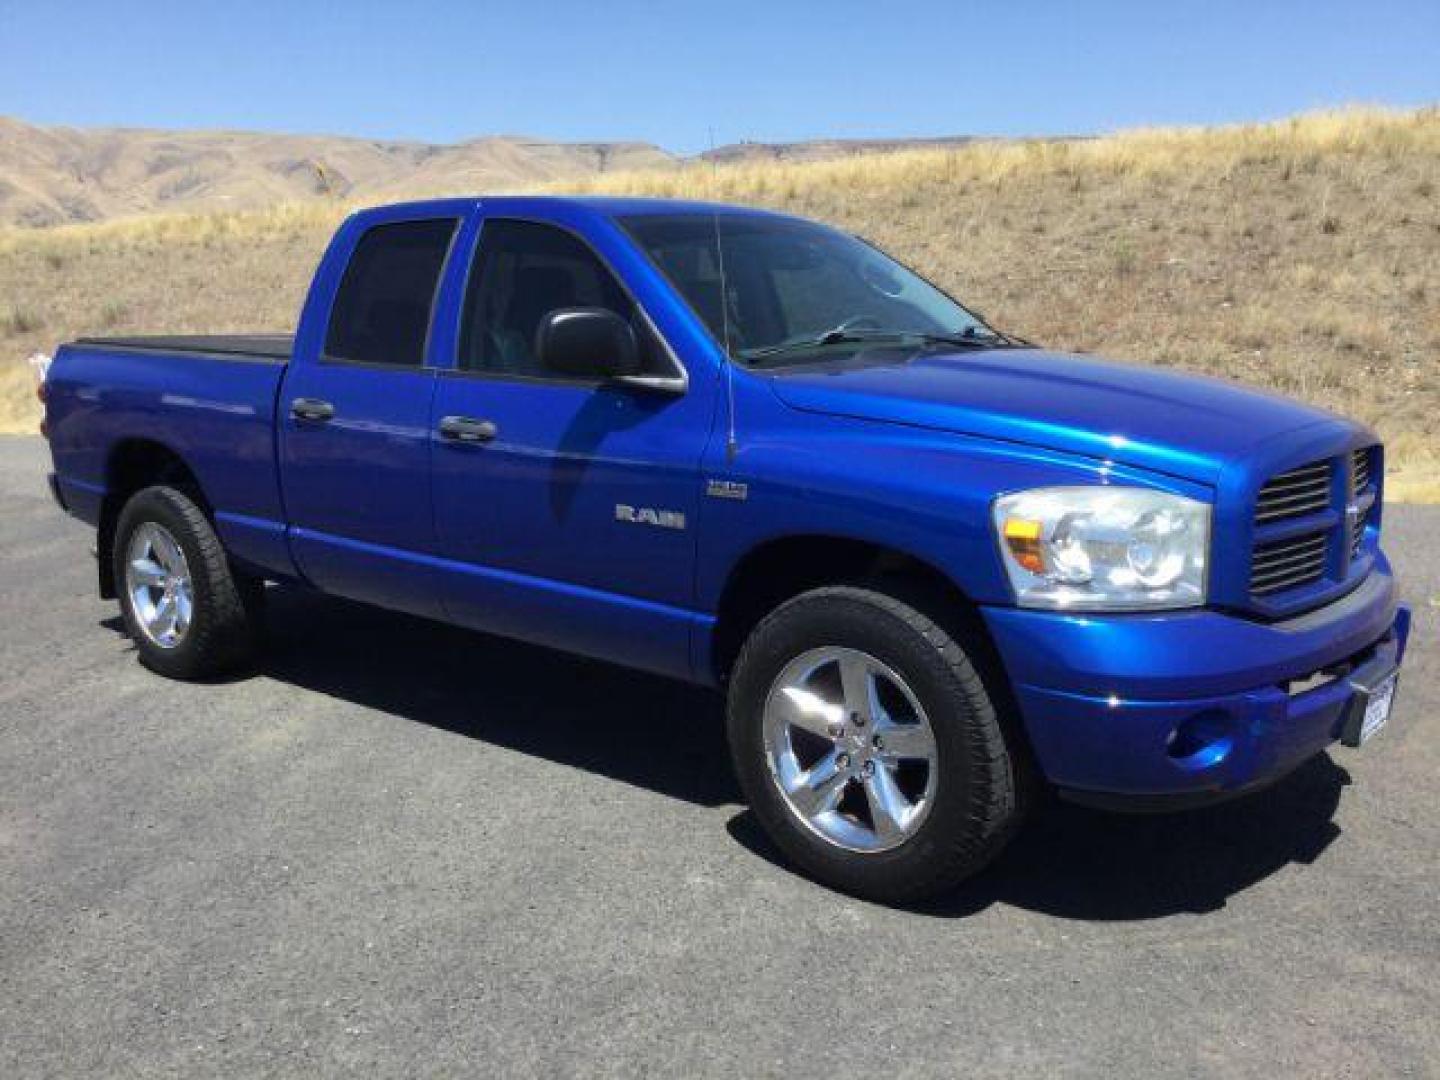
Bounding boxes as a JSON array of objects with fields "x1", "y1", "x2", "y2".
[
  {"x1": 438, "y1": 415, "x2": 498, "y2": 443},
  {"x1": 290, "y1": 397, "x2": 335, "y2": 423}
]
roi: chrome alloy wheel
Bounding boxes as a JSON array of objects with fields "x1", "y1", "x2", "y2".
[
  {"x1": 124, "y1": 522, "x2": 194, "y2": 649},
  {"x1": 762, "y1": 647, "x2": 939, "y2": 853}
]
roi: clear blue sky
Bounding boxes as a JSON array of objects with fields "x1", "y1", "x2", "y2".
[{"x1": 1, "y1": 0, "x2": 1436, "y2": 153}]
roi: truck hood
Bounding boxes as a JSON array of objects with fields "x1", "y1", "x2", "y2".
[{"x1": 765, "y1": 347, "x2": 1349, "y2": 484}]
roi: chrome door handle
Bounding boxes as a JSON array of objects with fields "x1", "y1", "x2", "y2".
[
  {"x1": 290, "y1": 397, "x2": 335, "y2": 422},
  {"x1": 438, "y1": 415, "x2": 498, "y2": 443}
]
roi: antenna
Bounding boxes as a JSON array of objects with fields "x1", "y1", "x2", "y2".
[
  {"x1": 713, "y1": 210, "x2": 738, "y2": 461},
  {"x1": 709, "y1": 127, "x2": 738, "y2": 461}
]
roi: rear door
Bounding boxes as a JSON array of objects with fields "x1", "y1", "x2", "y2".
[
  {"x1": 279, "y1": 212, "x2": 464, "y2": 617},
  {"x1": 428, "y1": 214, "x2": 716, "y2": 679}
]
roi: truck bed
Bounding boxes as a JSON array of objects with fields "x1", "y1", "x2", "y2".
[
  {"x1": 47, "y1": 334, "x2": 296, "y2": 580},
  {"x1": 72, "y1": 334, "x2": 294, "y2": 362}
]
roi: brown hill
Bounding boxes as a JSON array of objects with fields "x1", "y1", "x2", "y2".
[
  {"x1": 699, "y1": 135, "x2": 983, "y2": 164},
  {"x1": 0, "y1": 117, "x2": 677, "y2": 226},
  {"x1": 0, "y1": 117, "x2": 1018, "y2": 228}
]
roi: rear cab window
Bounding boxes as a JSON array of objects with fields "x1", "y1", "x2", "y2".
[{"x1": 324, "y1": 218, "x2": 459, "y2": 367}]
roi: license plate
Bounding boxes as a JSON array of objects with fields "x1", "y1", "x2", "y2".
[{"x1": 1358, "y1": 674, "x2": 1397, "y2": 745}]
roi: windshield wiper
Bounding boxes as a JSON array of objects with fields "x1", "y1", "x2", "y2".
[
  {"x1": 917, "y1": 323, "x2": 1038, "y2": 349},
  {"x1": 973, "y1": 328, "x2": 1032, "y2": 348},
  {"x1": 741, "y1": 326, "x2": 1003, "y2": 364},
  {"x1": 740, "y1": 328, "x2": 891, "y2": 362},
  {"x1": 911, "y1": 330, "x2": 1012, "y2": 349}
]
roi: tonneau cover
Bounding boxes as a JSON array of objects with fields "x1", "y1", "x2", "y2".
[{"x1": 72, "y1": 334, "x2": 294, "y2": 360}]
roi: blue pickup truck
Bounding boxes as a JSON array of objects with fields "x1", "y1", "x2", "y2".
[{"x1": 43, "y1": 196, "x2": 1410, "y2": 901}]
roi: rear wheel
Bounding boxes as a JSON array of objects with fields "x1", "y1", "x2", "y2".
[
  {"x1": 113, "y1": 485, "x2": 261, "y2": 679},
  {"x1": 727, "y1": 586, "x2": 1023, "y2": 902}
]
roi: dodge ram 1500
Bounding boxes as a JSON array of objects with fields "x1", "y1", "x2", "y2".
[{"x1": 43, "y1": 196, "x2": 1411, "y2": 901}]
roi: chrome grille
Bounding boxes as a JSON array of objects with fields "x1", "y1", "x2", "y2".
[
  {"x1": 1249, "y1": 446, "x2": 1382, "y2": 605},
  {"x1": 1350, "y1": 513, "x2": 1365, "y2": 558},
  {"x1": 1251, "y1": 531, "x2": 1329, "y2": 595},
  {"x1": 1352, "y1": 447, "x2": 1372, "y2": 494},
  {"x1": 1255, "y1": 460, "x2": 1331, "y2": 523},
  {"x1": 1350, "y1": 447, "x2": 1373, "y2": 557}
]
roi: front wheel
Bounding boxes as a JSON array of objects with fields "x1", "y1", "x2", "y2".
[
  {"x1": 727, "y1": 586, "x2": 1024, "y2": 902},
  {"x1": 113, "y1": 485, "x2": 261, "y2": 680}
]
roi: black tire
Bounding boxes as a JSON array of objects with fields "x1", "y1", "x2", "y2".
[
  {"x1": 727, "y1": 586, "x2": 1024, "y2": 903},
  {"x1": 112, "y1": 485, "x2": 261, "y2": 680}
]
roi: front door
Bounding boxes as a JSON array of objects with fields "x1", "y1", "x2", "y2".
[{"x1": 429, "y1": 216, "x2": 715, "y2": 678}]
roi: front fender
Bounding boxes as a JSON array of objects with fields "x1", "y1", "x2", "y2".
[{"x1": 694, "y1": 381, "x2": 1214, "y2": 614}]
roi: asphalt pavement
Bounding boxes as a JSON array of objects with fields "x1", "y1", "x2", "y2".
[{"x1": 1, "y1": 434, "x2": 1435, "y2": 1078}]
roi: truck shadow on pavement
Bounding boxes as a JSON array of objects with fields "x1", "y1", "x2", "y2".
[
  {"x1": 729, "y1": 755, "x2": 1349, "y2": 920},
  {"x1": 103, "y1": 584, "x2": 1350, "y2": 921}
]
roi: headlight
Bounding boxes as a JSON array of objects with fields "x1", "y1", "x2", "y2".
[{"x1": 993, "y1": 487, "x2": 1210, "y2": 610}]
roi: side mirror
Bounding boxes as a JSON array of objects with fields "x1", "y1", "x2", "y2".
[{"x1": 535, "y1": 308, "x2": 641, "y2": 379}]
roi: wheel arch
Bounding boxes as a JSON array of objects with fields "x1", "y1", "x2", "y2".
[
  {"x1": 97, "y1": 439, "x2": 210, "y2": 599},
  {"x1": 711, "y1": 534, "x2": 999, "y2": 687}
]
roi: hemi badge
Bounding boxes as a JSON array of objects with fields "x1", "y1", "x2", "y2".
[{"x1": 706, "y1": 479, "x2": 749, "y2": 501}]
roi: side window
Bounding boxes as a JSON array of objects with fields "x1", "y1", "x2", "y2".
[
  {"x1": 459, "y1": 219, "x2": 639, "y2": 376},
  {"x1": 323, "y1": 218, "x2": 458, "y2": 367}
]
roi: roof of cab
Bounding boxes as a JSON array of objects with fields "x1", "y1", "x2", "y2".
[
  {"x1": 544, "y1": 195, "x2": 791, "y2": 218},
  {"x1": 350, "y1": 194, "x2": 798, "y2": 222}
]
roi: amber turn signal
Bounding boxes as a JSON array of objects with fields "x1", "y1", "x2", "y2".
[{"x1": 1002, "y1": 518, "x2": 1045, "y2": 574}]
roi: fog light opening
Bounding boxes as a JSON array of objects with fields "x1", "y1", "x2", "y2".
[{"x1": 1166, "y1": 709, "x2": 1235, "y2": 768}]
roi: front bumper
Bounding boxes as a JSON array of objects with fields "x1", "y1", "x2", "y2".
[{"x1": 982, "y1": 556, "x2": 1410, "y2": 806}]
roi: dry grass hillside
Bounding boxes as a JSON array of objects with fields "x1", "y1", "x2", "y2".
[{"x1": 1, "y1": 107, "x2": 1436, "y2": 496}]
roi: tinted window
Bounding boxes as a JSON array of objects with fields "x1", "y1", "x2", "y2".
[
  {"x1": 324, "y1": 218, "x2": 457, "y2": 367},
  {"x1": 459, "y1": 219, "x2": 637, "y2": 376}
]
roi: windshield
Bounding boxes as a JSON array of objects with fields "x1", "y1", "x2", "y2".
[{"x1": 619, "y1": 213, "x2": 995, "y2": 365}]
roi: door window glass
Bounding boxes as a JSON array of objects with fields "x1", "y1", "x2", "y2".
[{"x1": 459, "y1": 219, "x2": 639, "y2": 376}]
